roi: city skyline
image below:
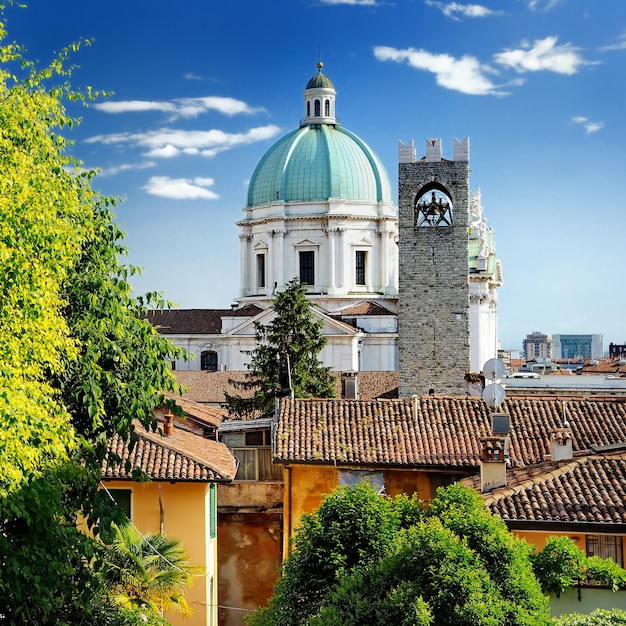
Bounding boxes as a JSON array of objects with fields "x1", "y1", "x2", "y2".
[{"x1": 8, "y1": 0, "x2": 626, "y2": 352}]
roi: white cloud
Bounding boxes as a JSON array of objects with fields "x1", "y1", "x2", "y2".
[
  {"x1": 142, "y1": 176, "x2": 219, "y2": 200},
  {"x1": 85, "y1": 124, "x2": 282, "y2": 158},
  {"x1": 600, "y1": 35, "x2": 626, "y2": 52},
  {"x1": 94, "y1": 96, "x2": 264, "y2": 119},
  {"x1": 571, "y1": 116, "x2": 604, "y2": 134},
  {"x1": 99, "y1": 161, "x2": 157, "y2": 176},
  {"x1": 373, "y1": 45, "x2": 507, "y2": 95},
  {"x1": 425, "y1": 1, "x2": 499, "y2": 19},
  {"x1": 320, "y1": 0, "x2": 378, "y2": 4},
  {"x1": 528, "y1": 0, "x2": 561, "y2": 10},
  {"x1": 94, "y1": 100, "x2": 177, "y2": 115},
  {"x1": 494, "y1": 37, "x2": 591, "y2": 75}
]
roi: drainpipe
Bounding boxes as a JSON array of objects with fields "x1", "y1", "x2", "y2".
[
  {"x1": 283, "y1": 465, "x2": 292, "y2": 559},
  {"x1": 158, "y1": 482, "x2": 164, "y2": 533}
]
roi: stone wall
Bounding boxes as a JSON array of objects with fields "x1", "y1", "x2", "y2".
[{"x1": 398, "y1": 147, "x2": 471, "y2": 396}]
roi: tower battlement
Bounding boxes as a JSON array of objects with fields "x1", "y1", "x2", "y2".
[{"x1": 398, "y1": 137, "x2": 470, "y2": 164}]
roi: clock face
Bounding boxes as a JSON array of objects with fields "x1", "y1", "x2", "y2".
[{"x1": 414, "y1": 189, "x2": 453, "y2": 227}]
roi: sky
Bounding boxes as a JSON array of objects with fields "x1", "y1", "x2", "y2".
[{"x1": 6, "y1": 0, "x2": 626, "y2": 353}]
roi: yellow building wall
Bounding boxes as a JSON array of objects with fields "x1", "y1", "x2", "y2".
[{"x1": 103, "y1": 480, "x2": 216, "y2": 626}]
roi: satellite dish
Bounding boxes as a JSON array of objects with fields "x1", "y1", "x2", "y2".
[
  {"x1": 483, "y1": 358, "x2": 505, "y2": 381},
  {"x1": 482, "y1": 382, "x2": 506, "y2": 409}
]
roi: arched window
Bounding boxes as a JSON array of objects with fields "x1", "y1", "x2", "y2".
[
  {"x1": 201, "y1": 350, "x2": 218, "y2": 371},
  {"x1": 324, "y1": 99, "x2": 330, "y2": 117},
  {"x1": 314, "y1": 99, "x2": 321, "y2": 117},
  {"x1": 413, "y1": 183, "x2": 454, "y2": 228},
  {"x1": 307, "y1": 101, "x2": 310, "y2": 117}
]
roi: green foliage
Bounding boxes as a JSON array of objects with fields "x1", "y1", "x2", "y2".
[
  {"x1": 554, "y1": 609, "x2": 626, "y2": 626},
  {"x1": 584, "y1": 555, "x2": 626, "y2": 591},
  {"x1": 425, "y1": 483, "x2": 548, "y2": 623},
  {"x1": 532, "y1": 536, "x2": 626, "y2": 597},
  {"x1": 248, "y1": 483, "x2": 551, "y2": 626},
  {"x1": 101, "y1": 522, "x2": 197, "y2": 617},
  {"x1": 245, "y1": 482, "x2": 422, "y2": 626},
  {"x1": 0, "y1": 6, "x2": 186, "y2": 622},
  {"x1": 225, "y1": 278, "x2": 335, "y2": 419},
  {"x1": 532, "y1": 536, "x2": 586, "y2": 597}
]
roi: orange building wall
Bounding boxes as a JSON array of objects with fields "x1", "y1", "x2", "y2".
[
  {"x1": 103, "y1": 480, "x2": 215, "y2": 626},
  {"x1": 512, "y1": 528, "x2": 626, "y2": 563},
  {"x1": 281, "y1": 465, "x2": 462, "y2": 555},
  {"x1": 218, "y1": 512, "x2": 282, "y2": 626}
]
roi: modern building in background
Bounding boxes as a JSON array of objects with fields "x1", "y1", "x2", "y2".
[
  {"x1": 523, "y1": 331, "x2": 551, "y2": 360},
  {"x1": 609, "y1": 343, "x2": 626, "y2": 359},
  {"x1": 552, "y1": 334, "x2": 603, "y2": 360}
]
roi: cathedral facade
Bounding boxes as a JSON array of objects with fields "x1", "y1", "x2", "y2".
[{"x1": 151, "y1": 63, "x2": 502, "y2": 392}]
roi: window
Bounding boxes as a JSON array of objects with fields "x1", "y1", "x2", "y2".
[
  {"x1": 587, "y1": 535, "x2": 624, "y2": 567},
  {"x1": 108, "y1": 488, "x2": 132, "y2": 519},
  {"x1": 314, "y1": 99, "x2": 321, "y2": 117},
  {"x1": 338, "y1": 470, "x2": 385, "y2": 494},
  {"x1": 201, "y1": 350, "x2": 218, "y2": 371},
  {"x1": 209, "y1": 484, "x2": 217, "y2": 539},
  {"x1": 227, "y1": 430, "x2": 282, "y2": 482},
  {"x1": 324, "y1": 99, "x2": 330, "y2": 117},
  {"x1": 256, "y1": 253, "x2": 266, "y2": 288},
  {"x1": 307, "y1": 101, "x2": 311, "y2": 117},
  {"x1": 355, "y1": 250, "x2": 367, "y2": 286},
  {"x1": 299, "y1": 250, "x2": 315, "y2": 285}
]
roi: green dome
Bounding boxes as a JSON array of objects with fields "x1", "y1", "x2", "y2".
[
  {"x1": 246, "y1": 124, "x2": 393, "y2": 207},
  {"x1": 305, "y1": 61, "x2": 335, "y2": 90}
]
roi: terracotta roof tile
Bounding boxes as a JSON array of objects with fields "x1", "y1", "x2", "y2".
[
  {"x1": 162, "y1": 391, "x2": 225, "y2": 429},
  {"x1": 144, "y1": 305, "x2": 263, "y2": 334},
  {"x1": 103, "y1": 422, "x2": 237, "y2": 482},
  {"x1": 336, "y1": 301, "x2": 395, "y2": 316},
  {"x1": 275, "y1": 396, "x2": 626, "y2": 469},
  {"x1": 462, "y1": 451, "x2": 626, "y2": 525}
]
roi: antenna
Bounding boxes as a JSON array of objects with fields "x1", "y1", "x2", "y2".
[{"x1": 482, "y1": 358, "x2": 506, "y2": 410}]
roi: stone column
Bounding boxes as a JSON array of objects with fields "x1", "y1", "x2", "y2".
[{"x1": 239, "y1": 233, "x2": 252, "y2": 297}]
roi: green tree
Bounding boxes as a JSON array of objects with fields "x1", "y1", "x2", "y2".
[
  {"x1": 532, "y1": 535, "x2": 626, "y2": 597},
  {"x1": 225, "y1": 278, "x2": 335, "y2": 419},
  {"x1": 101, "y1": 522, "x2": 197, "y2": 617},
  {"x1": 248, "y1": 483, "x2": 551, "y2": 626},
  {"x1": 0, "y1": 7, "x2": 185, "y2": 622},
  {"x1": 246, "y1": 482, "x2": 425, "y2": 626}
]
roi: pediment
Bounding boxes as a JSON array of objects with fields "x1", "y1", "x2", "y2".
[
  {"x1": 225, "y1": 306, "x2": 359, "y2": 338},
  {"x1": 294, "y1": 238, "x2": 320, "y2": 248}
]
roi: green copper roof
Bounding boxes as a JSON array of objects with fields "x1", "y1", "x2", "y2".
[
  {"x1": 306, "y1": 62, "x2": 335, "y2": 90},
  {"x1": 246, "y1": 124, "x2": 393, "y2": 207},
  {"x1": 306, "y1": 71, "x2": 334, "y2": 90}
]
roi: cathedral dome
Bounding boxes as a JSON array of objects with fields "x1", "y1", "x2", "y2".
[
  {"x1": 246, "y1": 62, "x2": 393, "y2": 208},
  {"x1": 246, "y1": 124, "x2": 393, "y2": 207}
]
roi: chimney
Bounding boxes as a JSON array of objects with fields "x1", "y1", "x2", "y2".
[
  {"x1": 480, "y1": 436, "x2": 507, "y2": 492},
  {"x1": 164, "y1": 412, "x2": 175, "y2": 437},
  {"x1": 550, "y1": 427, "x2": 573, "y2": 461}
]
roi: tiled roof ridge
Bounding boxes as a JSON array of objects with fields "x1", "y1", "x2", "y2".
[
  {"x1": 482, "y1": 458, "x2": 587, "y2": 507},
  {"x1": 134, "y1": 422, "x2": 232, "y2": 479}
]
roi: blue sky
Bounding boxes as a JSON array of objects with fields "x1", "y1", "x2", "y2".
[{"x1": 6, "y1": 0, "x2": 626, "y2": 353}]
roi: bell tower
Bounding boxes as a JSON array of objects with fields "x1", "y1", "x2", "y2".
[{"x1": 398, "y1": 138, "x2": 471, "y2": 396}]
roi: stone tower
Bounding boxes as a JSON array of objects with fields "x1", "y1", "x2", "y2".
[{"x1": 398, "y1": 138, "x2": 471, "y2": 396}]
